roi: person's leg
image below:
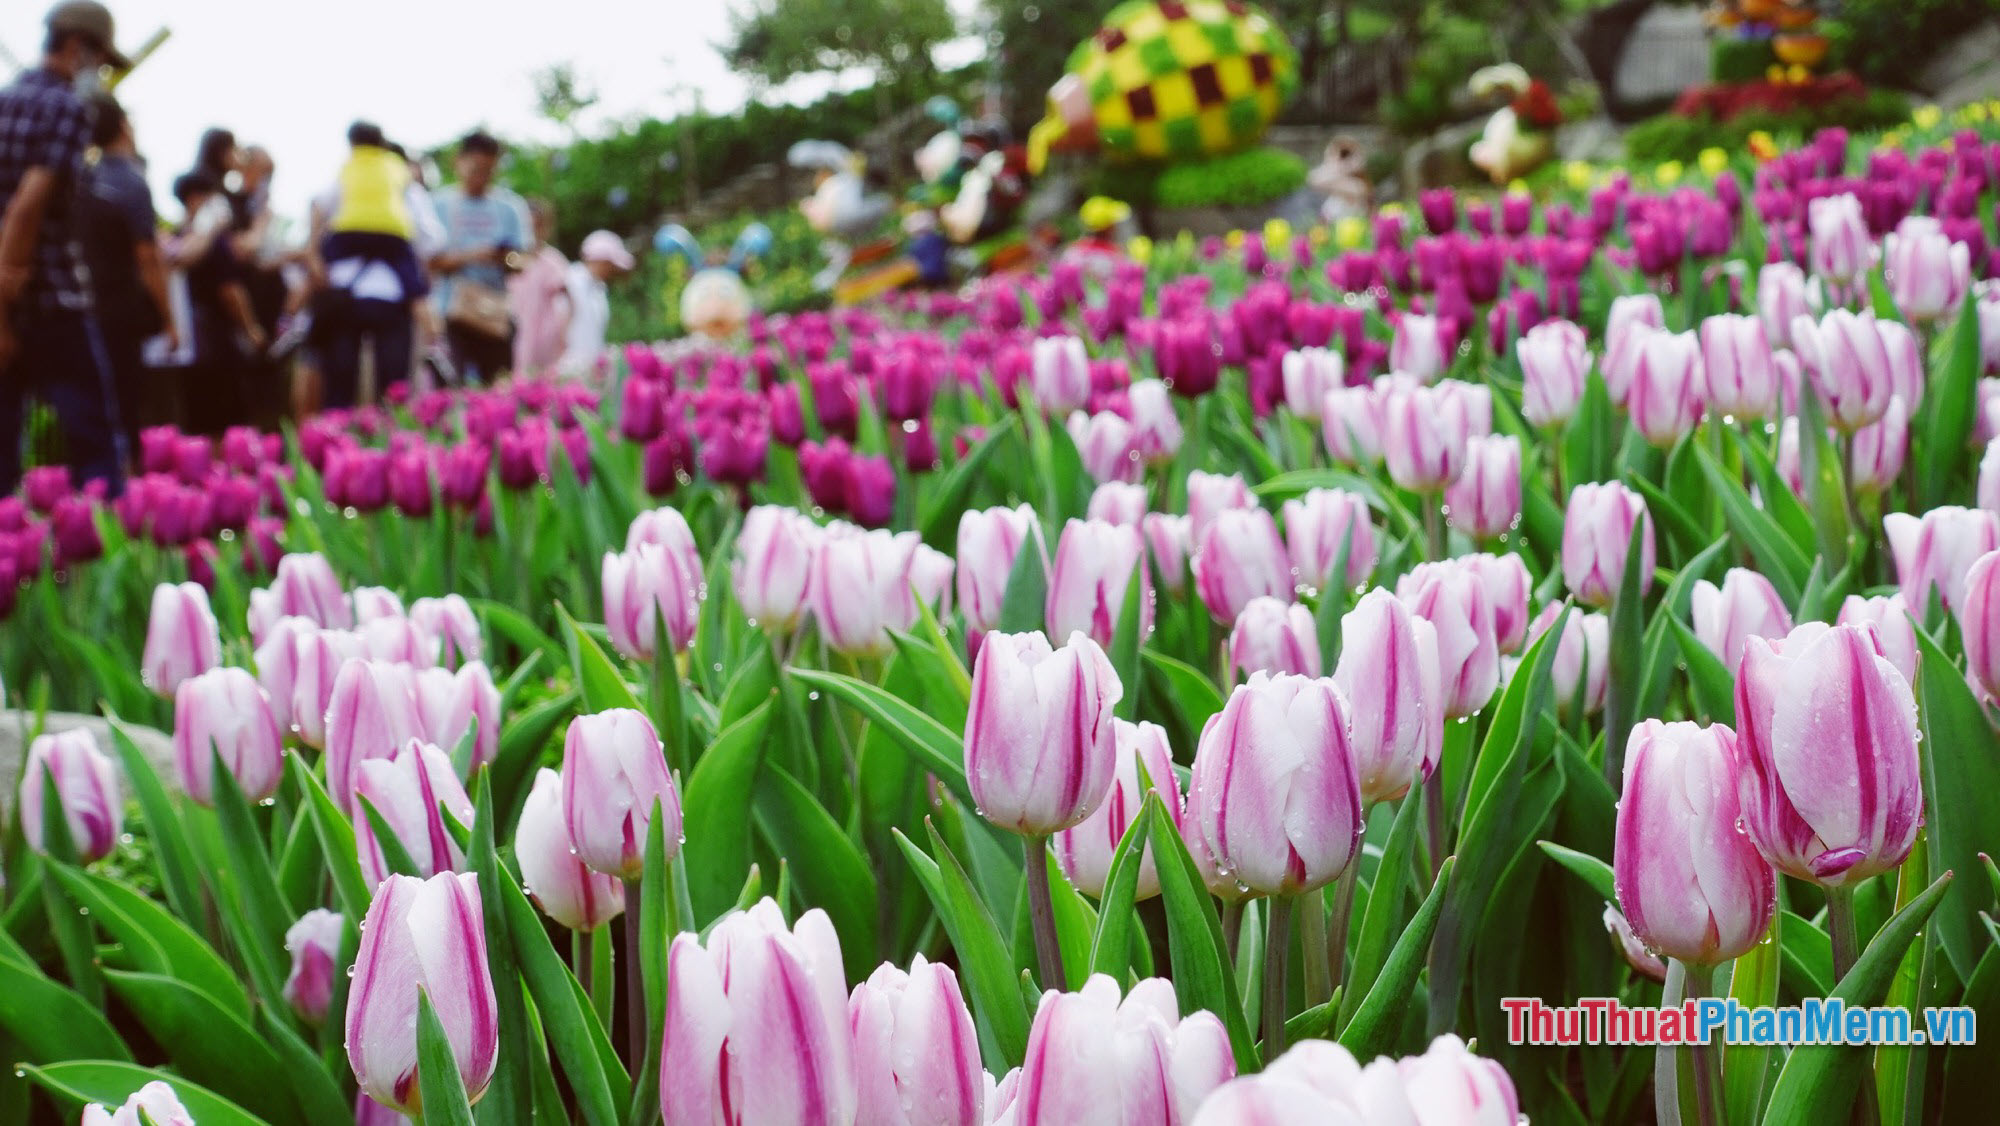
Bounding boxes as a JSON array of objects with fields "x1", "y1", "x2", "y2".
[
  {"x1": 0, "y1": 363, "x2": 25, "y2": 497},
  {"x1": 32, "y1": 313, "x2": 127, "y2": 494},
  {"x1": 364, "y1": 300, "x2": 415, "y2": 398},
  {"x1": 319, "y1": 306, "x2": 363, "y2": 411},
  {"x1": 445, "y1": 322, "x2": 482, "y2": 385}
]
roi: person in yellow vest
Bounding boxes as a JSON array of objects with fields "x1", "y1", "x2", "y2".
[{"x1": 305, "y1": 121, "x2": 433, "y2": 408}]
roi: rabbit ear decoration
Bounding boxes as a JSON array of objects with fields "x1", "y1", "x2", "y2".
[
  {"x1": 787, "y1": 139, "x2": 854, "y2": 173},
  {"x1": 728, "y1": 223, "x2": 773, "y2": 273},
  {"x1": 652, "y1": 223, "x2": 702, "y2": 269}
]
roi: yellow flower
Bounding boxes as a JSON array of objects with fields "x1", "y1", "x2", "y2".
[
  {"x1": 1766, "y1": 64, "x2": 1786, "y2": 83},
  {"x1": 1961, "y1": 103, "x2": 1989, "y2": 124},
  {"x1": 1698, "y1": 147, "x2": 1729, "y2": 178},
  {"x1": 1786, "y1": 64, "x2": 1810, "y2": 85},
  {"x1": 1654, "y1": 160, "x2": 1684, "y2": 186},
  {"x1": 1309, "y1": 225, "x2": 1329, "y2": 247},
  {"x1": 1563, "y1": 160, "x2": 1594, "y2": 192},
  {"x1": 1506, "y1": 178, "x2": 1529, "y2": 194},
  {"x1": 1912, "y1": 104, "x2": 1943, "y2": 130},
  {"x1": 1225, "y1": 229, "x2": 1246, "y2": 249},
  {"x1": 1747, "y1": 131, "x2": 1778, "y2": 162},
  {"x1": 1379, "y1": 201, "x2": 1406, "y2": 218},
  {"x1": 1333, "y1": 216, "x2": 1367, "y2": 250},
  {"x1": 1127, "y1": 236, "x2": 1153, "y2": 264},
  {"x1": 1263, "y1": 218, "x2": 1292, "y2": 251}
]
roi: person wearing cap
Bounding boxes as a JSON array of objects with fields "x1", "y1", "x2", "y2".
[
  {"x1": 506, "y1": 199, "x2": 570, "y2": 381},
  {"x1": 0, "y1": 1, "x2": 132, "y2": 496},
  {"x1": 556, "y1": 230, "x2": 634, "y2": 381}
]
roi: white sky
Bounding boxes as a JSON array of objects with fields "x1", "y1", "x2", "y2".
[{"x1": 2, "y1": 0, "x2": 983, "y2": 236}]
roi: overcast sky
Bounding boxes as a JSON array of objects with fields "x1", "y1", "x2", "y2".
[{"x1": 2, "y1": 0, "x2": 981, "y2": 242}]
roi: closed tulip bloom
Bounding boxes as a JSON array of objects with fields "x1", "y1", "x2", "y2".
[
  {"x1": 1836, "y1": 593, "x2": 1920, "y2": 685},
  {"x1": 1601, "y1": 294, "x2": 1665, "y2": 405},
  {"x1": 352, "y1": 586, "x2": 406, "y2": 624},
  {"x1": 660, "y1": 900, "x2": 856, "y2": 1126},
  {"x1": 603, "y1": 540, "x2": 703, "y2": 661},
  {"x1": 1052, "y1": 719, "x2": 1182, "y2": 898},
  {"x1": 1030, "y1": 335, "x2": 1092, "y2": 413},
  {"x1": 1878, "y1": 318, "x2": 1925, "y2": 410},
  {"x1": 346, "y1": 872, "x2": 499, "y2": 1113},
  {"x1": 957, "y1": 505, "x2": 1042, "y2": 635},
  {"x1": 516, "y1": 768, "x2": 625, "y2": 931},
  {"x1": 626, "y1": 504, "x2": 700, "y2": 554},
  {"x1": 1808, "y1": 192, "x2": 1874, "y2": 284},
  {"x1": 1396, "y1": 564, "x2": 1501, "y2": 719},
  {"x1": 1011, "y1": 975, "x2": 1234, "y2": 1126},
  {"x1": 1792, "y1": 309, "x2": 1898, "y2": 432},
  {"x1": 1691, "y1": 568, "x2": 1794, "y2": 673},
  {"x1": 1965, "y1": 550, "x2": 2000, "y2": 702},
  {"x1": 1068, "y1": 411, "x2": 1142, "y2": 484},
  {"x1": 358, "y1": 614, "x2": 439, "y2": 668},
  {"x1": 283, "y1": 908, "x2": 346, "y2": 1023},
  {"x1": 1445, "y1": 435, "x2": 1522, "y2": 541},
  {"x1": 1281, "y1": 347, "x2": 1345, "y2": 418},
  {"x1": 1390, "y1": 312, "x2": 1450, "y2": 382},
  {"x1": 1127, "y1": 380, "x2": 1185, "y2": 464},
  {"x1": 1462, "y1": 552, "x2": 1532, "y2": 653},
  {"x1": 1227, "y1": 597, "x2": 1321, "y2": 681},
  {"x1": 1321, "y1": 384, "x2": 1384, "y2": 465},
  {"x1": 1562, "y1": 482, "x2": 1655, "y2": 608},
  {"x1": 1087, "y1": 482, "x2": 1149, "y2": 527},
  {"x1": 355, "y1": 739, "x2": 474, "y2": 890},
  {"x1": 1699, "y1": 314, "x2": 1779, "y2": 419},
  {"x1": 1192, "y1": 507, "x2": 1292, "y2": 625},
  {"x1": 1886, "y1": 215, "x2": 1972, "y2": 322},
  {"x1": 1187, "y1": 673, "x2": 1363, "y2": 895},
  {"x1": 1142, "y1": 513, "x2": 1194, "y2": 595},
  {"x1": 1757, "y1": 261, "x2": 1810, "y2": 349},
  {"x1": 1849, "y1": 395, "x2": 1909, "y2": 492},
  {"x1": 849, "y1": 955, "x2": 984, "y2": 1126},
  {"x1": 1527, "y1": 603, "x2": 1611, "y2": 717},
  {"x1": 1883, "y1": 506, "x2": 2000, "y2": 613},
  {"x1": 18, "y1": 729, "x2": 121, "y2": 861},
  {"x1": 80, "y1": 1081, "x2": 197, "y2": 1126},
  {"x1": 173, "y1": 667, "x2": 285, "y2": 805},
  {"x1": 410, "y1": 594, "x2": 483, "y2": 669},
  {"x1": 1626, "y1": 329, "x2": 1706, "y2": 446},
  {"x1": 414, "y1": 662, "x2": 501, "y2": 774},
  {"x1": 1282, "y1": 488, "x2": 1377, "y2": 592},
  {"x1": 809, "y1": 525, "x2": 924, "y2": 656},
  {"x1": 1189, "y1": 1041, "x2": 1410, "y2": 1126},
  {"x1": 291, "y1": 628, "x2": 365, "y2": 749},
  {"x1": 1604, "y1": 905, "x2": 1669, "y2": 982},
  {"x1": 1185, "y1": 470, "x2": 1257, "y2": 546},
  {"x1": 964, "y1": 630, "x2": 1123, "y2": 836},
  {"x1": 324, "y1": 659, "x2": 425, "y2": 813},
  {"x1": 1381, "y1": 382, "x2": 1472, "y2": 492},
  {"x1": 1046, "y1": 518, "x2": 1152, "y2": 648},
  {"x1": 734, "y1": 505, "x2": 818, "y2": 633},
  {"x1": 1614, "y1": 720, "x2": 1775, "y2": 965},
  {"x1": 1334, "y1": 590, "x2": 1443, "y2": 804},
  {"x1": 1397, "y1": 1035, "x2": 1523, "y2": 1126},
  {"x1": 1517, "y1": 319, "x2": 1591, "y2": 427},
  {"x1": 271, "y1": 551, "x2": 353, "y2": 628},
  {"x1": 561, "y1": 708, "x2": 682, "y2": 880},
  {"x1": 142, "y1": 581, "x2": 222, "y2": 699},
  {"x1": 254, "y1": 614, "x2": 316, "y2": 731},
  {"x1": 1735, "y1": 623, "x2": 1922, "y2": 886}
]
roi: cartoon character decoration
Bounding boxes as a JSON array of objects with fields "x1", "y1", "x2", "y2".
[
  {"x1": 1307, "y1": 135, "x2": 1372, "y2": 222},
  {"x1": 1027, "y1": 0, "x2": 1299, "y2": 174},
  {"x1": 1709, "y1": 0, "x2": 1830, "y2": 81},
  {"x1": 654, "y1": 222, "x2": 770, "y2": 343},
  {"x1": 1060, "y1": 196, "x2": 1135, "y2": 277},
  {"x1": 789, "y1": 140, "x2": 891, "y2": 290},
  {"x1": 939, "y1": 120, "x2": 1031, "y2": 246},
  {"x1": 1467, "y1": 64, "x2": 1562, "y2": 186}
]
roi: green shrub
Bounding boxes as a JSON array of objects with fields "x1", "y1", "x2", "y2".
[
  {"x1": 1151, "y1": 147, "x2": 1308, "y2": 210},
  {"x1": 1625, "y1": 88, "x2": 1911, "y2": 164},
  {"x1": 1711, "y1": 37, "x2": 1774, "y2": 84}
]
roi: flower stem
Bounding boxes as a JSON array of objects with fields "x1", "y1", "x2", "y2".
[
  {"x1": 1262, "y1": 896, "x2": 1295, "y2": 1060},
  {"x1": 1221, "y1": 899, "x2": 1244, "y2": 962},
  {"x1": 1827, "y1": 884, "x2": 1862, "y2": 983},
  {"x1": 1298, "y1": 889, "x2": 1331, "y2": 1006},
  {"x1": 1423, "y1": 492, "x2": 1445, "y2": 561},
  {"x1": 1326, "y1": 860, "x2": 1362, "y2": 998},
  {"x1": 623, "y1": 878, "x2": 645, "y2": 1070},
  {"x1": 1024, "y1": 835, "x2": 1067, "y2": 992},
  {"x1": 1680, "y1": 960, "x2": 1724, "y2": 1126},
  {"x1": 1424, "y1": 777, "x2": 1448, "y2": 881}
]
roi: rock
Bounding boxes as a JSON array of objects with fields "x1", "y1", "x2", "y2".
[
  {"x1": 1613, "y1": 5, "x2": 1711, "y2": 107},
  {"x1": 0, "y1": 712, "x2": 177, "y2": 817},
  {"x1": 1557, "y1": 116, "x2": 1627, "y2": 164},
  {"x1": 1921, "y1": 20, "x2": 2000, "y2": 106}
]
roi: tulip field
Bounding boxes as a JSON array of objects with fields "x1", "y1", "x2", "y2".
[{"x1": 10, "y1": 116, "x2": 2000, "y2": 1125}]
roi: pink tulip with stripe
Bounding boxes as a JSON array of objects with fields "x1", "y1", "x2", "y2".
[
  {"x1": 1192, "y1": 507, "x2": 1292, "y2": 625},
  {"x1": 1601, "y1": 294, "x2": 1665, "y2": 406},
  {"x1": 173, "y1": 667, "x2": 285, "y2": 805},
  {"x1": 1321, "y1": 384, "x2": 1384, "y2": 466},
  {"x1": 1127, "y1": 380, "x2": 1185, "y2": 464},
  {"x1": 516, "y1": 768, "x2": 625, "y2": 931},
  {"x1": 1396, "y1": 564, "x2": 1500, "y2": 720},
  {"x1": 1389, "y1": 312, "x2": 1450, "y2": 382},
  {"x1": 1698, "y1": 313, "x2": 1779, "y2": 420},
  {"x1": 1282, "y1": 488, "x2": 1377, "y2": 592},
  {"x1": 1885, "y1": 215, "x2": 1972, "y2": 322},
  {"x1": 1561, "y1": 482, "x2": 1655, "y2": 608},
  {"x1": 1087, "y1": 481, "x2": 1149, "y2": 527},
  {"x1": 1397, "y1": 1035, "x2": 1524, "y2": 1126},
  {"x1": 1691, "y1": 568, "x2": 1794, "y2": 673},
  {"x1": 1189, "y1": 1040, "x2": 1410, "y2": 1126},
  {"x1": 849, "y1": 955, "x2": 985, "y2": 1126},
  {"x1": 1735, "y1": 623, "x2": 1922, "y2": 887},
  {"x1": 1010, "y1": 975, "x2": 1234, "y2": 1126},
  {"x1": 283, "y1": 908, "x2": 345, "y2": 1023},
  {"x1": 1052, "y1": 719, "x2": 1182, "y2": 898},
  {"x1": 352, "y1": 586, "x2": 406, "y2": 625},
  {"x1": 1142, "y1": 513, "x2": 1194, "y2": 596},
  {"x1": 660, "y1": 900, "x2": 856, "y2": 1126},
  {"x1": 1460, "y1": 552, "x2": 1532, "y2": 653},
  {"x1": 734, "y1": 505, "x2": 819, "y2": 633},
  {"x1": 1757, "y1": 261, "x2": 1809, "y2": 349},
  {"x1": 1334, "y1": 589, "x2": 1442, "y2": 804},
  {"x1": 414, "y1": 661, "x2": 501, "y2": 774},
  {"x1": 808, "y1": 524, "x2": 924, "y2": 657},
  {"x1": 1849, "y1": 395, "x2": 1909, "y2": 493},
  {"x1": 81, "y1": 1081, "x2": 196, "y2": 1126},
  {"x1": 1281, "y1": 347, "x2": 1345, "y2": 419},
  {"x1": 1185, "y1": 471, "x2": 1257, "y2": 546},
  {"x1": 142, "y1": 581, "x2": 222, "y2": 699},
  {"x1": 1627, "y1": 329, "x2": 1707, "y2": 447},
  {"x1": 957, "y1": 505, "x2": 1042, "y2": 635},
  {"x1": 18, "y1": 728, "x2": 121, "y2": 862},
  {"x1": 1068, "y1": 410, "x2": 1143, "y2": 484},
  {"x1": 270, "y1": 551, "x2": 353, "y2": 628},
  {"x1": 358, "y1": 614, "x2": 439, "y2": 668},
  {"x1": 1226, "y1": 597, "x2": 1321, "y2": 682},
  {"x1": 561, "y1": 708, "x2": 683, "y2": 880},
  {"x1": 355, "y1": 739, "x2": 474, "y2": 890},
  {"x1": 410, "y1": 594, "x2": 483, "y2": 668},
  {"x1": 323, "y1": 659, "x2": 426, "y2": 813},
  {"x1": 1380, "y1": 382, "x2": 1471, "y2": 492},
  {"x1": 626, "y1": 504, "x2": 701, "y2": 553},
  {"x1": 1961, "y1": 550, "x2": 2000, "y2": 702},
  {"x1": 603, "y1": 540, "x2": 703, "y2": 661},
  {"x1": 1445, "y1": 435, "x2": 1522, "y2": 542},
  {"x1": 1187, "y1": 673, "x2": 1363, "y2": 896},
  {"x1": 254, "y1": 615, "x2": 316, "y2": 731},
  {"x1": 964, "y1": 630, "x2": 1123, "y2": 836},
  {"x1": 346, "y1": 872, "x2": 499, "y2": 1113},
  {"x1": 1527, "y1": 604, "x2": 1610, "y2": 717},
  {"x1": 1613, "y1": 720, "x2": 1775, "y2": 965},
  {"x1": 290, "y1": 627, "x2": 365, "y2": 749},
  {"x1": 1517, "y1": 319, "x2": 1591, "y2": 428},
  {"x1": 1979, "y1": 437, "x2": 1999, "y2": 513},
  {"x1": 1884, "y1": 506, "x2": 2000, "y2": 613},
  {"x1": 1835, "y1": 593, "x2": 1920, "y2": 685},
  {"x1": 1808, "y1": 192, "x2": 1874, "y2": 285},
  {"x1": 1791, "y1": 309, "x2": 1899, "y2": 432},
  {"x1": 1047, "y1": 518, "x2": 1152, "y2": 648}
]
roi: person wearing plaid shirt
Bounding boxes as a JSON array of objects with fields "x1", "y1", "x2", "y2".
[{"x1": 0, "y1": 2, "x2": 132, "y2": 496}]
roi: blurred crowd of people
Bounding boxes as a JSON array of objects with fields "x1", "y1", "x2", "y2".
[{"x1": 0, "y1": 1, "x2": 638, "y2": 497}]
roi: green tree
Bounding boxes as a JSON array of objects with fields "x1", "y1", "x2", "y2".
[{"x1": 723, "y1": 0, "x2": 957, "y2": 92}]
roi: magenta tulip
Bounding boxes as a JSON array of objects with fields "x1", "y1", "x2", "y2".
[
  {"x1": 849, "y1": 955, "x2": 985, "y2": 1126},
  {"x1": 1884, "y1": 506, "x2": 2000, "y2": 613},
  {"x1": 964, "y1": 630, "x2": 1123, "y2": 836},
  {"x1": 1047, "y1": 518, "x2": 1152, "y2": 648},
  {"x1": 561, "y1": 708, "x2": 683, "y2": 880},
  {"x1": 283, "y1": 908, "x2": 345, "y2": 1023},
  {"x1": 957, "y1": 505, "x2": 1042, "y2": 635},
  {"x1": 1052, "y1": 719, "x2": 1182, "y2": 899},
  {"x1": 173, "y1": 667, "x2": 285, "y2": 805},
  {"x1": 142, "y1": 581, "x2": 222, "y2": 699},
  {"x1": 18, "y1": 728, "x2": 121, "y2": 861},
  {"x1": 1334, "y1": 589, "x2": 1443, "y2": 804},
  {"x1": 1561, "y1": 482, "x2": 1655, "y2": 608},
  {"x1": 515, "y1": 768, "x2": 625, "y2": 931}
]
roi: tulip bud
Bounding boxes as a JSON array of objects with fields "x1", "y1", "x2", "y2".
[
  {"x1": 142, "y1": 581, "x2": 222, "y2": 699},
  {"x1": 1627, "y1": 329, "x2": 1707, "y2": 447},
  {"x1": 1281, "y1": 347, "x2": 1345, "y2": 418},
  {"x1": 254, "y1": 615, "x2": 316, "y2": 731},
  {"x1": 1321, "y1": 384, "x2": 1385, "y2": 466},
  {"x1": 1562, "y1": 482, "x2": 1655, "y2": 608},
  {"x1": 414, "y1": 662, "x2": 501, "y2": 774},
  {"x1": 1192, "y1": 507, "x2": 1292, "y2": 625},
  {"x1": 1961, "y1": 550, "x2": 2000, "y2": 702},
  {"x1": 1604, "y1": 905, "x2": 1668, "y2": 982},
  {"x1": 1011, "y1": 975, "x2": 1234, "y2": 1125},
  {"x1": 1517, "y1": 319, "x2": 1591, "y2": 428},
  {"x1": 271, "y1": 551, "x2": 353, "y2": 628},
  {"x1": 352, "y1": 586, "x2": 406, "y2": 624},
  {"x1": 80, "y1": 1081, "x2": 196, "y2": 1126},
  {"x1": 1527, "y1": 604, "x2": 1611, "y2": 717},
  {"x1": 1791, "y1": 309, "x2": 1899, "y2": 432},
  {"x1": 1185, "y1": 471, "x2": 1256, "y2": 546},
  {"x1": 18, "y1": 728, "x2": 122, "y2": 861},
  {"x1": 1282, "y1": 488, "x2": 1376, "y2": 593},
  {"x1": 561, "y1": 709, "x2": 683, "y2": 880},
  {"x1": 849, "y1": 955, "x2": 985, "y2": 1126},
  {"x1": 603, "y1": 540, "x2": 703, "y2": 661},
  {"x1": 1757, "y1": 261, "x2": 1810, "y2": 350},
  {"x1": 1397, "y1": 1035, "x2": 1523, "y2": 1126},
  {"x1": 1396, "y1": 563, "x2": 1501, "y2": 719},
  {"x1": 1086, "y1": 482, "x2": 1148, "y2": 527},
  {"x1": 1698, "y1": 313, "x2": 1779, "y2": 419},
  {"x1": 1190, "y1": 1039, "x2": 1415, "y2": 1125},
  {"x1": 410, "y1": 594, "x2": 483, "y2": 668},
  {"x1": 1886, "y1": 215, "x2": 1972, "y2": 322},
  {"x1": 1126, "y1": 379, "x2": 1184, "y2": 464},
  {"x1": 1226, "y1": 597, "x2": 1320, "y2": 681},
  {"x1": 1691, "y1": 568, "x2": 1794, "y2": 673},
  {"x1": 1390, "y1": 313, "x2": 1450, "y2": 382},
  {"x1": 965, "y1": 630, "x2": 1123, "y2": 836},
  {"x1": 1884, "y1": 505, "x2": 2000, "y2": 613},
  {"x1": 173, "y1": 667, "x2": 285, "y2": 805},
  {"x1": 1614, "y1": 720, "x2": 1775, "y2": 965},
  {"x1": 1068, "y1": 411, "x2": 1142, "y2": 484},
  {"x1": 731, "y1": 505, "x2": 818, "y2": 634},
  {"x1": 1187, "y1": 673, "x2": 1363, "y2": 895},
  {"x1": 358, "y1": 614, "x2": 439, "y2": 668},
  {"x1": 1142, "y1": 513, "x2": 1193, "y2": 595},
  {"x1": 1334, "y1": 590, "x2": 1443, "y2": 804},
  {"x1": 346, "y1": 872, "x2": 499, "y2": 1112},
  {"x1": 283, "y1": 908, "x2": 346, "y2": 1023},
  {"x1": 1878, "y1": 317, "x2": 1926, "y2": 410},
  {"x1": 1835, "y1": 593, "x2": 1920, "y2": 686},
  {"x1": 1601, "y1": 294, "x2": 1665, "y2": 406},
  {"x1": 324, "y1": 659, "x2": 425, "y2": 813},
  {"x1": 1735, "y1": 623, "x2": 1922, "y2": 886},
  {"x1": 1445, "y1": 435, "x2": 1522, "y2": 542},
  {"x1": 808, "y1": 524, "x2": 923, "y2": 656},
  {"x1": 1980, "y1": 437, "x2": 1999, "y2": 513},
  {"x1": 1464, "y1": 552, "x2": 1532, "y2": 653},
  {"x1": 661, "y1": 900, "x2": 856, "y2": 1126},
  {"x1": 1051, "y1": 719, "x2": 1181, "y2": 899},
  {"x1": 516, "y1": 768, "x2": 625, "y2": 931},
  {"x1": 1046, "y1": 518, "x2": 1152, "y2": 648},
  {"x1": 957, "y1": 505, "x2": 1042, "y2": 635},
  {"x1": 1380, "y1": 382, "x2": 1465, "y2": 492},
  {"x1": 290, "y1": 627, "x2": 365, "y2": 750},
  {"x1": 1849, "y1": 395, "x2": 1909, "y2": 492},
  {"x1": 355, "y1": 739, "x2": 474, "y2": 890},
  {"x1": 1030, "y1": 335, "x2": 1092, "y2": 414},
  {"x1": 1808, "y1": 192, "x2": 1874, "y2": 285}
]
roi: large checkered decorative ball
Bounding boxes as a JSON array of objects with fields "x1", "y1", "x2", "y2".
[{"x1": 1068, "y1": 0, "x2": 1298, "y2": 162}]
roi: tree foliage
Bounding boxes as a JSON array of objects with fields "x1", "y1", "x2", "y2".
[{"x1": 723, "y1": 0, "x2": 958, "y2": 88}]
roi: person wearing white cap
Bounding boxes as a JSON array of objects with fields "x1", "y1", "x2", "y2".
[{"x1": 557, "y1": 229, "x2": 633, "y2": 381}]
